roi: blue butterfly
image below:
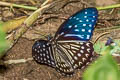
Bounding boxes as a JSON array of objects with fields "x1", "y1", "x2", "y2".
[{"x1": 32, "y1": 7, "x2": 98, "y2": 76}]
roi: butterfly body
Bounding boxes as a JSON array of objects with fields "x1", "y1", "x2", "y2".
[{"x1": 32, "y1": 7, "x2": 98, "y2": 76}]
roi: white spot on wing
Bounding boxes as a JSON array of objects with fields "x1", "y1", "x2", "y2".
[
  {"x1": 92, "y1": 12, "x2": 95, "y2": 14},
  {"x1": 43, "y1": 45, "x2": 45, "y2": 47},
  {"x1": 86, "y1": 19, "x2": 89, "y2": 22},
  {"x1": 44, "y1": 58, "x2": 46, "y2": 61},
  {"x1": 37, "y1": 56, "x2": 40, "y2": 59},
  {"x1": 83, "y1": 24, "x2": 86, "y2": 26},
  {"x1": 79, "y1": 20, "x2": 82, "y2": 22},
  {"x1": 46, "y1": 50, "x2": 49, "y2": 54},
  {"x1": 78, "y1": 53, "x2": 81, "y2": 57},
  {"x1": 43, "y1": 48, "x2": 45, "y2": 51},
  {"x1": 85, "y1": 12, "x2": 87, "y2": 14},
  {"x1": 37, "y1": 50, "x2": 40, "y2": 53},
  {"x1": 84, "y1": 16, "x2": 87, "y2": 18},
  {"x1": 40, "y1": 53, "x2": 42, "y2": 56},
  {"x1": 72, "y1": 60, "x2": 74, "y2": 63},
  {"x1": 47, "y1": 55, "x2": 49, "y2": 59},
  {"x1": 75, "y1": 25, "x2": 77, "y2": 28},
  {"x1": 80, "y1": 50, "x2": 84, "y2": 53},
  {"x1": 82, "y1": 29, "x2": 85, "y2": 32},
  {"x1": 43, "y1": 53, "x2": 45, "y2": 56},
  {"x1": 81, "y1": 46, "x2": 84, "y2": 49},
  {"x1": 81, "y1": 66, "x2": 85, "y2": 69},
  {"x1": 89, "y1": 24, "x2": 92, "y2": 27},
  {"x1": 82, "y1": 58, "x2": 86, "y2": 62},
  {"x1": 93, "y1": 16, "x2": 95, "y2": 18},
  {"x1": 51, "y1": 62, "x2": 54, "y2": 65},
  {"x1": 74, "y1": 56, "x2": 78, "y2": 60},
  {"x1": 35, "y1": 49, "x2": 37, "y2": 51},
  {"x1": 86, "y1": 62, "x2": 90, "y2": 65},
  {"x1": 90, "y1": 57, "x2": 93, "y2": 61},
  {"x1": 88, "y1": 30, "x2": 91, "y2": 33},
  {"x1": 87, "y1": 35, "x2": 90, "y2": 39},
  {"x1": 79, "y1": 62, "x2": 82, "y2": 65},
  {"x1": 73, "y1": 17, "x2": 76, "y2": 19},
  {"x1": 87, "y1": 48, "x2": 90, "y2": 52},
  {"x1": 40, "y1": 49, "x2": 42, "y2": 52},
  {"x1": 76, "y1": 18, "x2": 79, "y2": 20},
  {"x1": 68, "y1": 25, "x2": 72, "y2": 28},
  {"x1": 48, "y1": 60, "x2": 50, "y2": 63},
  {"x1": 85, "y1": 54, "x2": 89, "y2": 57},
  {"x1": 86, "y1": 43, "x2": 90, "y2": 47},
  {"x1": 75, "y1": 29, "x2": 79, "y2": 32},
  {"x1": 92, "y1": 20, "x2": 94, "y2": 22},
  {"x1": 73, "y1": 64, "x2": 78, "y2": 69}
]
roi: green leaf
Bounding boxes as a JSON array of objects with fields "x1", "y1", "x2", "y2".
[
  {"x1": 83, "y1": 54, "x2": 120, "y2": 80},
  {"x1": 0, "y1": 27, "x2": 8, "y2": 58},
  {"x1": 110, "y1": 40, "x2": 120, "y2": 55},
  {"x1": 94, "y1": 41, "x2": 105, "y2": 54},
  {"x1": 94, "y1": 40, "x2": 120, "y2": 55}
]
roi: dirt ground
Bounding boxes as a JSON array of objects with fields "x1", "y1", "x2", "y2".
[{"x1": 0, "y1": 0, "x2": 120, "y2": 80}]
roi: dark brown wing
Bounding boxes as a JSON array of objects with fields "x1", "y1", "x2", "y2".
[{"x1": 53, "y1": 41, "x2": 94, "y2": 75}]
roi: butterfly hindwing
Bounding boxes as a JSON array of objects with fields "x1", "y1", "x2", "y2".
[
  {"x1": 32, "y1": 40, "x2": 56, "y2": 67},
  {"x1": 57, "y1": 41, "x2": 94, "y2": 69},
  {"x1": 53, "y1": 45, "x2": 74, "y2": 76},
  {"x1": 55, "y1": 7, "x2": 98, "y2": 42}
]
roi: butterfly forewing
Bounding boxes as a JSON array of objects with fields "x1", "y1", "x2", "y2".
[{"x1": 55, "y1": 7, "x2": 98, "y2": 42}]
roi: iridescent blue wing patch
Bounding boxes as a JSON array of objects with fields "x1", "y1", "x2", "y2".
[{"x1": 55, "y1": 7, "x2": 98, "y2": 42}]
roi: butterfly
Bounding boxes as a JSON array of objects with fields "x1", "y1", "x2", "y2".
[{"x1": 32, "y1": 7, "x2": 98, "y2": 76}]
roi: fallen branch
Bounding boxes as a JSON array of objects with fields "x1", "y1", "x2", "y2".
[{"x1": 0, "y1": 1, "x2": 37, "y2": 10}]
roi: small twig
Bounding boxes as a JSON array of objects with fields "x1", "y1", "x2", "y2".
[
  {"x1": 95, "y1": 26, "x2": 120, "y2": 31},
  {"x1": 48, "y1": 71, "x2": 52, "y2": 80},
  {"x1": 41, "y1": 0, "x2": 53, "y2": 7},
  {"x1": 97, "y1": 4, "x2": 120, "y2": 10},
  {"x1": 1, "y1": 58, "x2": 33, "y2": 65},
  {"x1": 0, "y1": 1, "x2": 37, "y2": 10},
  {"x1": 93, "y1": 32, "x2": 110, "y2": 44}
]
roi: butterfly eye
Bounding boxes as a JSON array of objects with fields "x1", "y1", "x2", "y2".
[{"x1": 32, "y1": 7, "x2": 98, "y2": 76}]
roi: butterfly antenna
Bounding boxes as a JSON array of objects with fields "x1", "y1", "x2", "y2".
[{"x1": 93, "y1": 32, "x2": 110, "y2": 44}]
